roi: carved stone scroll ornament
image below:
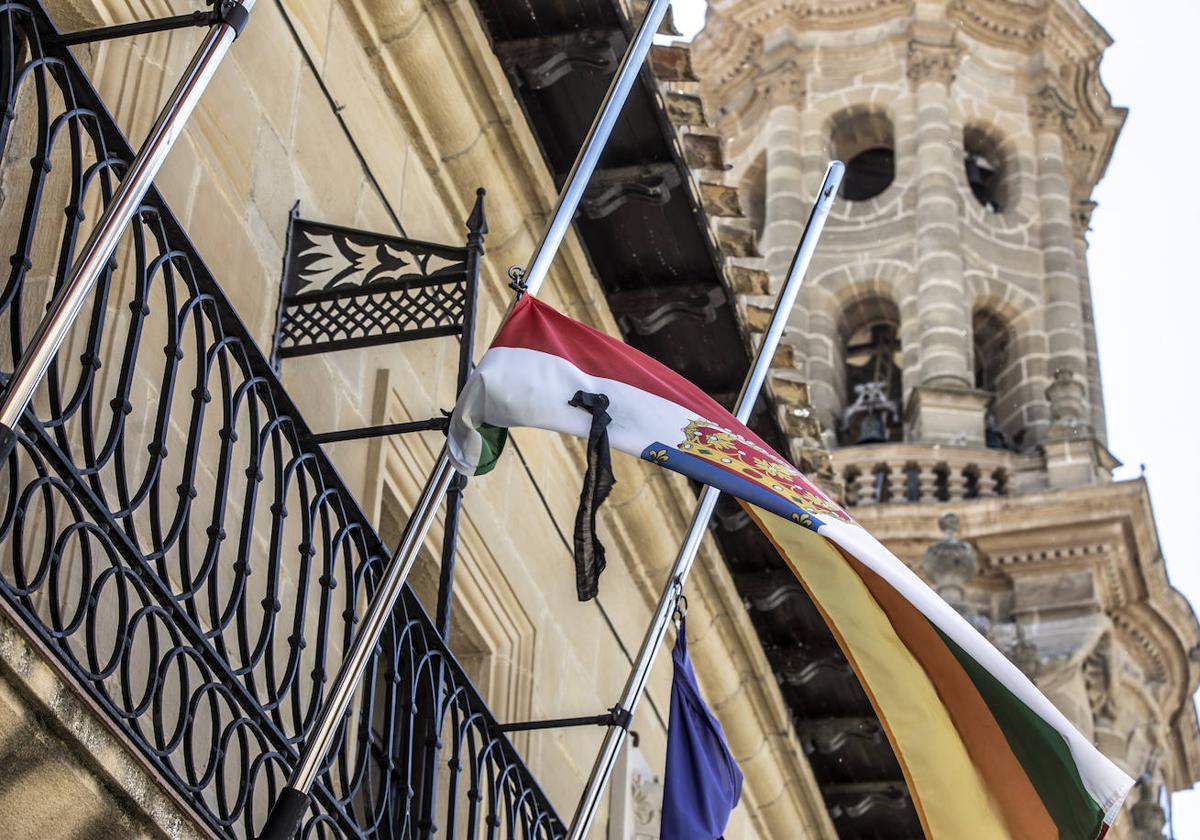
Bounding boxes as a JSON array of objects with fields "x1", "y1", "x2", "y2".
[
  {"x1": 606, "y1": 283, "x2": 726, "y2": 336},
  {"x1": 1083, "y1": 634, "x2": 1116, "y2": 725},
  {"x1": 1028, "y1": 83, "x2": 1077, "y2": 136},
  {"x1": 828, "y1": 787, "x2": 911, "y2": 821},
  {"x1": 497, "y1": 29, "x2": 624, "y2": 90},
  {"x1": 579, "y1": 162, "x2": 683, "y2": 219},
  {"x1": 769, "y1": 645, "x2": 853, "y2": 687},
  {"x1": 799, "y1": 717, "x2": 885, "y2": 756},
  {"x1": 906, "y1": 40, "x2": 962, "y2": 87},
  {"x1": 752, "y1": 55, "x2": 806, "y2": 109}
]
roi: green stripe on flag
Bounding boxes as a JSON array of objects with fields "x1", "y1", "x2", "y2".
[
  {"x1": 473, "y1": 423, "x2": 508, "y2": 476},
  {"x1": 935, "y1": 627, "x2": 1107, "y2": 839}
]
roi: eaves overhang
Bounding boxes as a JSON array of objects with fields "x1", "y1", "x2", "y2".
[{"x1": 466, "y1": 1, "x2": 919, "y2": 835}]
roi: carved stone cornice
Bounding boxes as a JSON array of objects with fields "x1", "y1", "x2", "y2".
[
  {"x1": 1028, "y1": 66, "x2": 1126, "y2": 199},
  {"x1": 948, "y1": 0, "x2": 1047, "y2": 50},
  {"x1": 906, "y1": 40, "x2": 961, "y2": 87},
  {"x1": 709, "y1": 0, "x2": 912, "y2": 33},
  {"x1": 693, "y1": 1, "x2": 910, "y2": 105}
]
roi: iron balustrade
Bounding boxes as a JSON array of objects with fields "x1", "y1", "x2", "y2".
[{"x1": 0, "y1": 3, "x2": 563, "y2": 837}]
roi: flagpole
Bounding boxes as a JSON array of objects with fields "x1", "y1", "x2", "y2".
[
  {"x1": 257, "y1": 2, "x2": 674, "y2": 836},
  {"x1": 0, "y1": 0, "x2": 253, "y2": 459},
  {"x1": 566, "y1": 161, "x2": 845, "y2": 840}
]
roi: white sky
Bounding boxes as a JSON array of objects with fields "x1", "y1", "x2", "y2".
[{"x1": 667, "y1": 0, "x2": 1200, "y2": 834}]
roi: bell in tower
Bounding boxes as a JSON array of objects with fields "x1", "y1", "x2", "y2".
[{"x1": 838, "y1": 315, "x2": 902, "y2": 446}]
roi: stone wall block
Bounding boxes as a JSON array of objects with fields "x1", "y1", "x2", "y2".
[{"x1": 233, "y1": 0, "x2": 301, "y2": 140}]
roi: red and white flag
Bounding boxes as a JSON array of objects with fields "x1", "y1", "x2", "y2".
[{"x1": 448, "y1": 295, "x2": 844, "y2": 525}]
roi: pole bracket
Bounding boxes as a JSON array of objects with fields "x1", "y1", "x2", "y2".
[
  {"x1": 496, "y1": 704, "x2": 631, "y2": 734},
  {"x1": 47, "y1": 2, "x2": 248, "y2": 48},
  {"x1": 49, "y1": 10, "x2": 212, "y2": 48},
  {"x1": 308, "y1": 417, "x2": 448, "y2": 446},
  {"x1": 214, "y1": 1, "x2": 250, "y2": 38},
  {"x1": 609, "y1": 704, "x2": 633, "y2": 731}
]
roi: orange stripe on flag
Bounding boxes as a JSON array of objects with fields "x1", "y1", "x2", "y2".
[
  {"x1": 838, "y1": 545, "x2": 1058, "y2": 839},
  {"x1": 742, "y1": 502, "x2": 1011, "y2": 839}
]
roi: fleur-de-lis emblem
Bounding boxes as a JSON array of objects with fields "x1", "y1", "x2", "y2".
[
  {"x1": 792, "y1": 512, "x2": 814, "y2": 529},
  {"x1": 648, "y1": 448, "x2": 669, "y2": 464}
]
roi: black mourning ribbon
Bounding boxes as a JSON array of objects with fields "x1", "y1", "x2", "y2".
[{"x1": 568, "y1": 391, "x2": 616, "y2": 601}]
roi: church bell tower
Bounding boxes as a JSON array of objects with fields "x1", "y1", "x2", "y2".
[{"x1": 690, "y1": 1, "x2": 1200, "y2": 835}]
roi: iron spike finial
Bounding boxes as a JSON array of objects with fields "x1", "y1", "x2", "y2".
[{"x1": 466, "y1": 187, "x2": 487, "y2": 238}]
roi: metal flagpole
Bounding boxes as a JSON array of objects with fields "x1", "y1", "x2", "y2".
[
  {"x1": 0, "y1": 0, "x2": 254, "y2": 459},
  {"x1": 566, "y1": 161, "x2": 845, "y2": 840},
  {"x1": 257, "y1": 1, "x2": 674, "y2": 836}
]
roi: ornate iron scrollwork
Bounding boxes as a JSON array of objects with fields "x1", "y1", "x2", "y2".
[{"x1": 272, "y1": 213, "x2": 481, "y2": 361}]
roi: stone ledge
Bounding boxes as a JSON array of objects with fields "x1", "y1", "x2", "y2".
[{"x1": 0, "y1": 604, "x2": 210, "y2": 840}]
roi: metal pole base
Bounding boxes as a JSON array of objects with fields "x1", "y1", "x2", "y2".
[{"x1": 258, "y1": 786, "x2": 310, "y2": 840}]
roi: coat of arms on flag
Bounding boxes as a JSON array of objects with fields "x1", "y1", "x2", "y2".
[{"x1": 642, "y1": 418, "x2": 851, "y2": 528}]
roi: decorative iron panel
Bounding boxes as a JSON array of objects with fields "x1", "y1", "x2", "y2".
[
  {"x1": 0, "y1": 4, "x2": 562, "y2": 838},
  {"x1": 274, "y1": 217, "x2": 472, "y2": 359}
]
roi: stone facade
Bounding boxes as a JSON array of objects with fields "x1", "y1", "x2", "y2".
[
  {"x1": 0, "y1": 0, "x2": 835, "y2": 837},
  {"x1": 691, "y1": 0, "x2": 1200, "y2": 835},
  {"x1": 2, "y1": 0, "x2": 1196, "y2": 838}
]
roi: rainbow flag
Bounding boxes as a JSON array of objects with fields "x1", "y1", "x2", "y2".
[{"x1": 448, "y1": 296, "x2": 1132, "y2": 838}]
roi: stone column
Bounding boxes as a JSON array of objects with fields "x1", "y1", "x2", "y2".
[
  {"x1": 905, "y1": 40, "x2": 989, "y2": 446},
  {"x1": 1030, "y1": 87, "x2": 1099, "y2": 487},
  {"x1": 757, "y1": 60, "x2": 806, "y2": 289},
  {"x1": 1072, "y1": 198, "x2": 1108, "y2": 446},
  {"x1": 802, "y1": 285, "x2": 842, "y2": 436},
  {"x1": 1030, "y1": 87, "x2": 1092, "y2": 421}
]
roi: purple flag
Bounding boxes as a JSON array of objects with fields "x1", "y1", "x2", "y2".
[{"x1": 660, "y1": 616, "x2": 743, "y2": 839}]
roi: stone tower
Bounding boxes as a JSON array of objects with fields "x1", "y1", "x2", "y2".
[{"x1": 692, "y1": 0, "x2": 1200, "y2": 833}]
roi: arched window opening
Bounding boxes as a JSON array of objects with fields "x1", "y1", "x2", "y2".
[
  {"x1": 963, "y1": 127, "x2": 1008, "y2": 212},
  {"x1": 831, "y1": 110, "x2": 895, "y2": 202},
  {"x1": 973, "y1": 309, "x2": 1009, "y2": 393},
  {"x1": 838, "y1": 296, "x2": 903, "y2": 446},
  {"x1": 973, "y1": 308, "x2": 1019, "y2": 450}
]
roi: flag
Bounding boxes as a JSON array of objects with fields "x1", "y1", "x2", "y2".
[
  {"x1": 661, "y1": 615, "x2": 742, "y2": 839},
  {"x1": 447, "y1": 295, "x2": 845, "y2": 526},
  {"x1": 448, "y1": 295, "x2": 1133, "y2": 838}
]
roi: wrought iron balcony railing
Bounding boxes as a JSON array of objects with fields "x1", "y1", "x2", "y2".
[{"x1": 0, "y1": 3, "x2": 562, "y2": 837}]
